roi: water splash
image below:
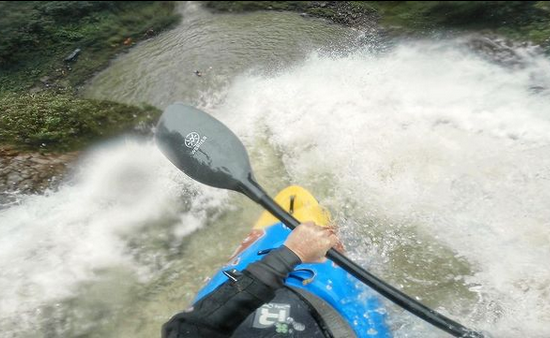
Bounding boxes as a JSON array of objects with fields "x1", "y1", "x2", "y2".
[
  {"x1": 3, "y1": 8, "x2": 550, "y2": 335},
  {"x1": 216, "y1": 41, "x2": 550, "y2": 336},
  {"x1": 0, "y1": 140, "x2": 229, "y2": 335}
]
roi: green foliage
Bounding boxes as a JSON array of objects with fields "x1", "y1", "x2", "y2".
[
  {"x1": 204, "y1": 1, "x2": 312, "y2": 12},
  {"x1": 204, "y1": 1, "x2": 550, "y2": 48},
  {"x1": 0, "y1": 92, "x2": 161, "y2": 151},
  {"x1": 204, "y1": 1, "x2": 346, "y2": 22},
  {"x1": 370, "y1": 1, "x2": 545, "y2": 27},
  {"x1": 0, "y1": 1, "x2": 179, "y2": 152},
  {"x1": 536, "y1": 1, "x2": 550, "y2": 12},
  {"x1": 368, "y1": 1, "x2": 550, "y2": 50},
  {"x1": 0, "y1": 1, "x2": 180, "y2": 92}
]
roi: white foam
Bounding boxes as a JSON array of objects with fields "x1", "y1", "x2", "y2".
[
  {"x1": 2, "y1": 38, "x2": 550, "y2": 337},
  {"x1": 216, "y1": 40, "x2": 550, "y2": 336},
  {"x1": 0, "y1": 140, "x2": 228, "y2": 323}
]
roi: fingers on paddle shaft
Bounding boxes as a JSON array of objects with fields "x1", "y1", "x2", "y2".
[
  {"x1": 285, "y1": 222, "x2": 340, "y2": 263},
  {"x1": 155, "y1": 103, "x2": 481, "y2": 337}
]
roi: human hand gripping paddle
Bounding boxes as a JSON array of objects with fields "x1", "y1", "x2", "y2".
[{"x1": 155, "y1": 103, "x2": 484, "y2": 338}]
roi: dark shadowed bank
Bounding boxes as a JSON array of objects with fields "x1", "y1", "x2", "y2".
[{"x1": 0, "y1": 1, "x2": 180, "y2": 195}]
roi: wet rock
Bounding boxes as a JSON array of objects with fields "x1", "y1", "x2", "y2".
[
  {"x1": 40, "y1": 76, "x2": 51, "y2": 84},
  {"x1": 29, "y1": 157, "x2": 51, "y2": 165},
  {"x1": 6, "y1": 172, "x2": 23, "y2": 185},
  {"x1": 529, "y1": 86, "x2": 547, "y2": 93},
  {"x1": 0, "y1": 146, "x2": 80, "y2": 199},
  {"x1": 318, "y1": 1, "x2": 380, "y2": 30},
  {"x1": 143, "y1": 28, "x2": 155, "y2": 38},
  {"x1": 463, "y1": 35, "x2": 533, "y2": 67},
  {"x1": 64, "y1": 48, "x2": 81, "y2": 62}
]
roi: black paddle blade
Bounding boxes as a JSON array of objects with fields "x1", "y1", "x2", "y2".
[{"x1": 155, "y1": 103, "x2": 254, "y2": 194}]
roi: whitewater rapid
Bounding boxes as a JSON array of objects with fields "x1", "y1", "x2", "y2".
[
  {"x1": 1, "y1": 7, "x2": 550, "y2": 337},
  {"x1": 216, "y1": 41, "x2": 550, "y2": 337},
  {"x1": 0, "y1": 141, "x2": 232, "y2": 336}
]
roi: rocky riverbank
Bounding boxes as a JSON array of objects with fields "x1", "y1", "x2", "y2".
[
  {"x1": 0, "y1": 91, "x2": 161, "y2": 194},
  {"x1": 0, "y1": 1, "x2": 179, "y2": 196},
  {"x1": 3, "y1": 1, "x2": 548, "y2": 197},
  {"x1": 0, "y1": 146, "x2": 78, "y2": 205},
  {"x1": 204, "y1": 1, "x2": 550, "y2": 52},
  {"x1": 204, "y1": 1, "x2": 380, "y2": 31}
]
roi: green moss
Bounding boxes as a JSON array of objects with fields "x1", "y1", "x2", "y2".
[{"x1": 0, "y1": 92, "x2": 161, "y2": 152}]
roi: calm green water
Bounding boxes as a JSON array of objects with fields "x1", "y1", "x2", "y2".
[{"x1": 84, "y1": 2, "x2": 359, "y2": 109}]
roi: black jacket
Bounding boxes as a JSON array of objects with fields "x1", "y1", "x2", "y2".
[{"x1": 162, "y1": 246, "x2": 302, "y2": 338}]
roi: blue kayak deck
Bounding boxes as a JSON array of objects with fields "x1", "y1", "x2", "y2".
[{"x1": 194, "y1": 222, "x2": 391, "y2": 338}]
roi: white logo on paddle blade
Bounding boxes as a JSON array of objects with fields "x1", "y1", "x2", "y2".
[{"x1": 185, "y1": 132, "x2": 200, "y2": 148}]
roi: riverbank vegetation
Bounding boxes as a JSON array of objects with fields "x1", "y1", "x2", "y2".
[
  {"x1": 0, "y1": 1, "x2": 179, "y2": 152},
  {"x1": 2, "y1": 1, "x2": 549, "y2": 153},
  {"x1": 204, "y1": 1, "x2": 550, "y2": 51},
  {"x1": 369, "y1": 1, "x2": 550, "y2": 46},
  {"x1": 0, "y1": 92, "x2": 159, "y2": 152}
]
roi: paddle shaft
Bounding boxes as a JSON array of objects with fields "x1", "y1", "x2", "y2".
[
  {"x1": 155, "y1": 103, "x2": 481, "y2": 337},
  {"x1": 245, "y1": 180, "x2": 482, "y2": 338}
]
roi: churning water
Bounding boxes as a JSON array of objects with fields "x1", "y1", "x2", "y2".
[{"x1": 2, "y1": 2, "x2": 550, "y2": 337}]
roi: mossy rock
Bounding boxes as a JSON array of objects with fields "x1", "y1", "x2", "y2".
[{"x1": 0, "y1": 91, "x2": 161, "y2": 152}]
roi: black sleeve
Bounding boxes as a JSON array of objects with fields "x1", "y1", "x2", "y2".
[
  {"x1": 161, "y1": 246, "x2": 302, "y2": 338},
  {"x1": 246, "y1": 245, "x2": 302, "y2": 289}
]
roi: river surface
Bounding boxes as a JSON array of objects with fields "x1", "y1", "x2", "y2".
[{"x1": 2, "y1": 2, "x2": 550, "y2": 337}]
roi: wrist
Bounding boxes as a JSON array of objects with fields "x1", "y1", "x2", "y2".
[
  {"x1": 280, "y1": 245, "x2": 303, "y2": 265},
  {"x1": 246, "y1": 246, "x2": 302, "y2": 289}
]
